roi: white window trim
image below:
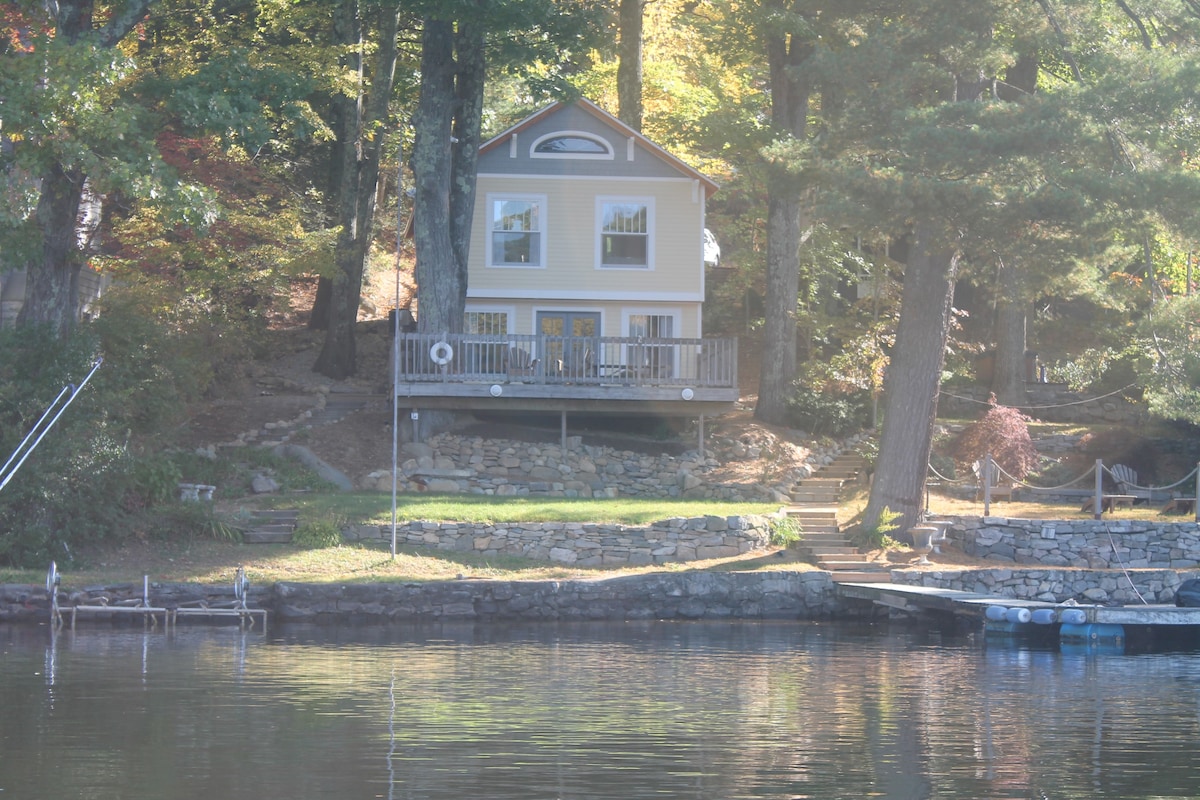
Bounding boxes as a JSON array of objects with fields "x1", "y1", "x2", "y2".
[
  {"x1": 529, "y1": 130, "x2": 614, "y2": 160},
  {"x1": 622, "y1": 308, "x2": 681, "y2": 377},
  {"x1": 621, "y1": 308, "x2": 680, "y2": 338},
  {"x1": 463, "y1": 305, "x2": 516, "y2": 335},
  {"x1": 595, "y1": 196, "x2": 655, "y2": 271},
  {"x1": 485, "y1": 193, "x2": 548, "y2": 269}
]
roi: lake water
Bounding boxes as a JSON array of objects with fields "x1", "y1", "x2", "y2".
[{"x1": 3, "y1": 620, "x2": 1200, "y2": 799}]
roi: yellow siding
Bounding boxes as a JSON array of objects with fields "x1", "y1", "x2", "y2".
[
  {"x1": 463, "y1": 300, "x2": 702, "y2": 339},
  {"x1": 469, "y1": 175, "x2": 704, "y2": 300}
]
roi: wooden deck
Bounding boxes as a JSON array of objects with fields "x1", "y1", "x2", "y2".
[
  {"x1": 838, "y1": 582, "x2": 1200, "y2": 626},
  {"x1": 392, "y1": 332, "x2": 738, "y2": 414}
]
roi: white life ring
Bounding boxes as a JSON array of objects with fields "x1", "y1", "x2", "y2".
[{"x1": 429, "y1": 341, "x2": 454, "y2": 366}]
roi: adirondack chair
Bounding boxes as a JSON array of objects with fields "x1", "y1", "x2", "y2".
[
  {"x1": 972, "y1": 460, "x2": 1015, "y2": 501},
  {"x1": 1111, "y1": 464, "x2": 1152, "y2": 503},
  {"x1": 505, "y1": 347, "x2": 540, "y2": 381}
]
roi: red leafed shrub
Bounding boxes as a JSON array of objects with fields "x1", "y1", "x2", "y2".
[{"x1": 953, "y1": 396, "x2": 1040, "y2": 480}]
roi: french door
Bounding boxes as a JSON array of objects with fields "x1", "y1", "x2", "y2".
[{"x1": 537, "y1": 311, "x2": 599, "y2": 377}]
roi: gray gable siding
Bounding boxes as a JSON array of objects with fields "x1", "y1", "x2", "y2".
[{"x1": 478, "y1": 104, "x2": 684, "y2": 181}]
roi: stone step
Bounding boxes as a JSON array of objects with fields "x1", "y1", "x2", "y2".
[
  {"x1": 828, "y1": 571, "x2": 892, "y2": 584},
  {"x1": 785, "y1": 504, "x2": 839, "y2": 515},
  {"x1": 799, "y1": 478, "x2": 847, "y2": 488},
  {"x1": 801, "y1": 546, "x2": 861, "y2": 557},
  {"x1": 790, "y1": 485, "x2": 841, "y2": 495},
  {"x1": 797, "y1": 531, "x2": 848, "y2": 542},
  {"x1": 239, "y1": 509, "x2": 299, "y2": 545},
  {"x1": 789, "y1": 492, "x2": 841, "y2": 504},
  {"x1": 817, "y1": 559, "x2": 880, "y2": 570},
  {"x1": 249, "y1": 510, "x2": 300, "y2": 521},
  {"x1": 820, "y1": 463, "x2": 865, "y2": 477},
  {"x1": 787, "y1": 514, "x2": 839, "y2": 526},
  {"x1": 242, "y1": 530, "x2": 294, "y2": 544}
]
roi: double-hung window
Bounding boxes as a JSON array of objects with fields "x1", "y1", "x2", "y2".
[
  {"x1": 489, "y1": 195, "x2": 545, "y2": 267},
  {"x1": 598, "y1": 198, "x2": 652, "y2": 269}
]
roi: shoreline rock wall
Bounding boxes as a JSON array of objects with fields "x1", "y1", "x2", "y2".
[
  {"x1": 891, "y1": 567, "x2": 1194, "y2": 606},
  {"x1": 1, "y1": 570, "x2": 845, "y2": 625}
]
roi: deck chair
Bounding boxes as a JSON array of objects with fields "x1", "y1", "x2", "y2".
[
  {"x1": 972, "y1": 460, "x2": 1015, "y2": 501},
  {"x1": 505, "y1": 347, "x2": 539, "y2": 381},
  {"x1": 1111, "y1": 464, "x2": 1152, "y2": 503}
]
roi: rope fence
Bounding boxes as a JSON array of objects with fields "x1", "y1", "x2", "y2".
[{"x1": 926, "y1": 455, "x2": 1200, "y2": 522}]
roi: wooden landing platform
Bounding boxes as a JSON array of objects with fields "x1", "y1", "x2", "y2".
[{"x1": 837, "y1": 582, "x2": 1200, "y2": 626}]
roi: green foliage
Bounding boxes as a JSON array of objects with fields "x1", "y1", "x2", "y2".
[
  {"x1": 1046, "y1": 346, "x2": 1145, "y2": 396},
  {"x1": 292, "y1": 513, "x2": 346, "y2": 549},
  {"x1": 0, "y1": 310, "x2": 271, "y2": 567},
  {"x1": 785, "y1": 382, "x2": 871, "y2": 437},
  {"x1": 0, "y1": 326, "x2": 131, "y2": 566},
  {"x1": 768, "y1": 516, "x2": 803, "y2": 548},
  {"x1": 855, "y1": 506, "x2": 901, "y2": 550},
  {"x1": 1137, "y1": 294, "x2": 1200, "y2": 425},
  {"x1": 128, "y1": 455, "x2": 184, "y2": 512},
  {"x1": 929, "y1": 452, "x2": 957, "y2": 481},
  {"x1": 150, "y1": 502, "x2": 241, "y2": 542}
]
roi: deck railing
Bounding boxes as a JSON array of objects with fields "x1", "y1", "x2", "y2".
[{"x1": 394, "y1": 333, "x2": 737, "y2": 389}]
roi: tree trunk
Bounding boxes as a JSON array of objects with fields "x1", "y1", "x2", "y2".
[
  {"x1": 450, "y1": 20, "x2": 484, "y2": 292},
  {"x1": 754, "y1": 23, "x2": 813, "y2": 425},
  {"x1": 412, "y1": 19, "x2": 461, "y2": 337},
  {"x1": 18, "y1": 162, "x2": 85, "y2": 336},
  {"x1": 991, "y1": 261, "x2": 1027, "y2": 406},
  {"x1": 307, "y1": 277, "x2": 332, "y2": 330},
  {"x1": 756, "y1": 190, "x2": 803, "y2": 423},
  {"x1": 617, "y1": 0, "x2": 643, "y2": 132},
  {"x1": 313, "y1": 3, "x2": 400, "y2": 379},
  {"x1": 990, "y1": 52, "x2": 1039, "y2": 406},
  {"x1": 18, "y1": 0, "x2": 153, "y2": 336},
  {"x1": 861, "y1": 223, "x2": 960, "y2": 534}
]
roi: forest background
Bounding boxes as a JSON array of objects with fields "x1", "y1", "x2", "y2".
[{"x1": 1, "y1": 0, "x2": 1199, "y2": 566}]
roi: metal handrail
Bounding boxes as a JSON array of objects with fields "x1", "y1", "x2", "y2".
[{"x1": 0, "y1": 358, "x2": 102, "y2": 494}]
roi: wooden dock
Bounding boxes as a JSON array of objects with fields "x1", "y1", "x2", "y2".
[{"x1": 837, "y1": 582, "x2": 1200, "y2": 627}]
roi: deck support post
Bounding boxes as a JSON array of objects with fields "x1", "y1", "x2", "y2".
[
  {"x1": 561, "y1": 409, "x2": 567, "y2": 451},
  {"x1": 698, "y1": 414, "x2": 705, "y2": 457}
]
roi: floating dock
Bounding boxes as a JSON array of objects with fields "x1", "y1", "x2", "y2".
[
  {"x1": 47, "y1": 563, "x2": 267, "y2": 632},
  {"x1": 838, "y1": 582, "x2": 1200, "y2": 652}
]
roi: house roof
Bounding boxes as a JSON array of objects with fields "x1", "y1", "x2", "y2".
[{"x1": 479, "y1": 98, "x2": 719, "y2": 198}]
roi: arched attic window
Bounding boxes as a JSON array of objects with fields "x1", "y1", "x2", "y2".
[{"x1": 530, "y1": 131, "x2": 613, "y2": 159}]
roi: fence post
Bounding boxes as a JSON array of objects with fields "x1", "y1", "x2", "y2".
[
  {"x1": 983, "y1": 452, "x2": 992, "y2": 517},
  {"x1": 1094, "y1": 459, "x2": 1104, "y2": 520}
]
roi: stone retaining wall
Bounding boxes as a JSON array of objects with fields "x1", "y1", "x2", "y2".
[
  {"x1": 344, "y1": 514, "x2": 777, "y2": 567},
  {"x1": 890, "y1": 567, "x2": 1194, "y2": 605},
  {"x1": 2, "y1": 571, "x2": 844, "y2": 624},
  {"x1": 938, "y1": 384, "x2": 1144, "y2": 425},
  {"x1": 356, "y1": 432, "x2": 868, "y2": 503},
  {"x1": 938, "y1": 515, "x2": 1200, "y2": 569}
]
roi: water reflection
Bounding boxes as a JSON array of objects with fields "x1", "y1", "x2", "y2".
[{"x1": 2, "y1": 621, "x2": 1200, "y2": 798}]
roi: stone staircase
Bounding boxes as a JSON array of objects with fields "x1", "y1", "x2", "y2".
[
  {"x1": 785, "y1": 451, "x2": 891, "y2": 583},
  {"x1": 239, "y1": 509, "x2": 300, "y2": 544},
  {"x1": 250, "y1": 389, "x2": 381, "y2": 447}
]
